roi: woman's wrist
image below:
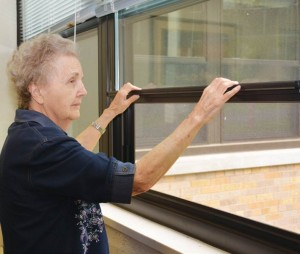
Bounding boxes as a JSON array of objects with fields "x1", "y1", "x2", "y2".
[
  {"x1": 95, "y1": 108, "x2": 117, "y2": 129},
  {"x1": 104, "y1": 107, "x2": 118, "y2": 119}
]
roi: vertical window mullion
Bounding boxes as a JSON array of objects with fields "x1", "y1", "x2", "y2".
[{"x1": 98, "y1": 14, "x2": 116, "y2": 157}]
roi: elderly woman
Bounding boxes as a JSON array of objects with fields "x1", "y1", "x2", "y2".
[{"x1": 0, "y1": 33, "x2": 240, "y2": 254}]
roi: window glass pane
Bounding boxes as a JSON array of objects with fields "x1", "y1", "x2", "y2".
[
  {"x1": 220, "y1": 1, "x2": 300, "y2": 142},
  {"x1": 119, "y1": 0, "x2": 300, "y2": 234},
  {"x1": 119, "y1": 2, "x2": 210, "y2": 88},
  {"x1": 226, "y1": 2, "x2": 298, "y2": 61}
]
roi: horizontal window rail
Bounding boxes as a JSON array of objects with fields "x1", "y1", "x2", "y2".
[{"x1": 115, "y1": 80, "x2": 300, "y2": 103}]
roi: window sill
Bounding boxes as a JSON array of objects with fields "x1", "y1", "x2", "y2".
[
  {"x1": 166, "y1": 147, "x2": 300, "y2": 175},
  {"x1": 101, "y1": 203, "x2": 228, "y2": 254}
]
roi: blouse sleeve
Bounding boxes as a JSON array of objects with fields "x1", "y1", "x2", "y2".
[{"x1": 28, "y1": 135, "x2": 135, "y2": 203}]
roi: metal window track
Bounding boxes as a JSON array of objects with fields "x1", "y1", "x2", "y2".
[{"x1": 122, "y1": 80, "x2": 300, "y2": 103}]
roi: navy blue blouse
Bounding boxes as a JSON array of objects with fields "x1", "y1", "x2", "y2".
[{"x1": 0, "y1": 109, "x2": 135, "y2": 254}]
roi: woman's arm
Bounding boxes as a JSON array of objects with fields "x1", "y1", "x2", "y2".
[
  {"x1": 76, "y1": 83, "x2": 141, "y2": 151},
  {"x1": 132, "y1": 78, "x2": 241, "y2": 195}
]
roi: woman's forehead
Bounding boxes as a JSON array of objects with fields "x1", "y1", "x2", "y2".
[{"x1": 50, "y1": 55, "x2": 83, "y2": 77}]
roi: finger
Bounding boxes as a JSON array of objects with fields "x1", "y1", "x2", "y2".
[
  {"x1": 122, "y1": 82, "x2": 142, "y2": 92},
  {"x1": 223, "y1": 81, "x2": 239, "y2": 94},
  {"x1": 129, "y1": 84, "x2": 142, "y2": 90},
  {"x1": 214, "y1": 79, "x2": 238, "y2": 95},
  {"x1": 223, "y1": 84, "x2": 241, "y2": 101},
  {"x1": 126, "y1": 94, "x2": 140, "y2": 104},
  {"x1": 207, "y1": 78, "x2": 235, "y2": 94}
]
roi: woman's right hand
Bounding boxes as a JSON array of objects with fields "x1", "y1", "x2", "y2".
[{"x1": 191, "y1": 77, "x2": 241, "y2": 125}]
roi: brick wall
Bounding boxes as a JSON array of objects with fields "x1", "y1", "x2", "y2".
[{"x1": 152, "y1": 164, "x2": 300, "y2": 234}]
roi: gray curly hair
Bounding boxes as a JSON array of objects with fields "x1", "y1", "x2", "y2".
[{"x1": 7, "y1": 33, "x2": 78, "y2": 109}]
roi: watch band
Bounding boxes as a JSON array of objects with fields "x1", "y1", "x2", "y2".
[{"x1": 91, "y1": 121, "x2": 106, "y2": 135}]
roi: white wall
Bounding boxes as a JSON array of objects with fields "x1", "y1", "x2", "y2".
[
  {"x1": 0, "y1": 0, "x2": 16, "y2": 249},
  {"x1": 0, "y1": 0, "x2": 17, "y2": 148}
]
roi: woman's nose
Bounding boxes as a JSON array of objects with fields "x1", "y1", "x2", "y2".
[{"x1": 78, "y1": 81, "x2": 88, "y2": 96}]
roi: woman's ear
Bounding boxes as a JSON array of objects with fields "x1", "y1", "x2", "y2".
[{"x1": 28, "y1": 82, "x2": 44, "y2": 104}]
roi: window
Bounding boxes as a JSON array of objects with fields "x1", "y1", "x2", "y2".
[{"x1": 118, "y1": 0, "x2": 300, "y2": 236}]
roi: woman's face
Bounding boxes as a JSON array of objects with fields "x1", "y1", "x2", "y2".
[{"x1": 38, "y1": 54, "x2": 87, "y2": 129}]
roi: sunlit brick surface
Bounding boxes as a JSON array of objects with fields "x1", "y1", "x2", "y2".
[{"x1": 152, "y1": 164, "x2": 300, "y2": 233}]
